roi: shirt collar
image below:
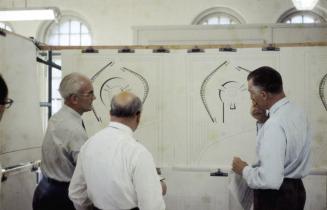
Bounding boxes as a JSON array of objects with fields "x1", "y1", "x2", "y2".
[
  {"x1": 62, "y1": 104, "x2": 82, "y2": 121},
  {"x1": 268, "y1": 97, "x2": 289, "y2": 116},
  {"x1": 108, "y1": 121, "x2": 134, "y2": 137}
]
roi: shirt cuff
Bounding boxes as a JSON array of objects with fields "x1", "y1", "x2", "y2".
[{"x1": 242, "y1": 165, "x2": 251, "y2": 180}]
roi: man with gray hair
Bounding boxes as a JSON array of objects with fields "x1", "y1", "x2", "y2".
[
  {"x1": 33, "y1": 72, "x2": 96, "y2": 210},
  {"x1": 69, "y1": 91, "x2": 165, "y2": 210}
]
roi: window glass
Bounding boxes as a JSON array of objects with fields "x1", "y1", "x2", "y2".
[
  {"x1": 44, "y1": 16, "x2": 92, "y2": 115},
  {"x1": 45, "y1": 17, "x2": 92, "y2": 46},
  {"x1": 70, "y1": 21, "x2": 80, "y2": 34},
  {"x1": 193, "y1": 7, "x2": 244, "y2": 25},
  {"x1": 278, "y1": 9, "x2": 326, "y2": 24}
]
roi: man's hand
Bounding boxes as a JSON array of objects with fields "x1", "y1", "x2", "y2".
[
  {"x1": 232, "y1": 157, "x2": 248, "y2": 175},
  {"x1": 250, "y1": 105, "x2": 268, "y2": 123}
]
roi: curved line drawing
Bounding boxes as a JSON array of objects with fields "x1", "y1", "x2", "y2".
[
  {"x1": 235, "y1": 66, "x2": 251, "y2": 73},
  {"x1": 218, "y1": 81, "x2": 247, "y2": 123},
  {"x1": 200, "y1": 61, "x2": 228, "y2": 122},
  {"x1": 91, "y1": 61, "x2": 114, "y2": 81},
  {"x1": 319, "y1": 73, "x2": 327, "y2": 111},
  {"x1": 99, "y1": 77, "x2": 131, "y2": 106},
  {"x1": 89, "y1": 61, "x2": 114, "y2": 123},
  {"x1": 121, "y1": 67, "x2": 149, "y2": 104}
]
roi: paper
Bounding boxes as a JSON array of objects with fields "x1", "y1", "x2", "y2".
[{"x1": 229, "y1": 171, "x2": 253, "y2": 210}]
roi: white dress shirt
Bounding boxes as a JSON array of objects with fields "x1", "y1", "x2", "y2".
[
  {"x1": 69, "y1": 122, "x2": 165, "y2": 210},
  {"x1": 41, "y1": 104, "x2": 88, "y2": 182},
  {"x1": 243, "y1": 98, "x2": 311, "y2": 189}
]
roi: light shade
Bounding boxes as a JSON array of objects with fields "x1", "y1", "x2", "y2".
[
  {"x1": 292, "y1": 0, "x2": 319, "y2": 10},
  {"x1": 0, "y1": 7, "x2": 60, "y2": 21}
]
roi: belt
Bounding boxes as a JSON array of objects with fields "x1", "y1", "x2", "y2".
[
  {"x1": 283, "y1": 178, "x2": 302, "y2": 183},
  {"x1": 94, "y1": 207, "x2": 139, "y2": 210},
  {"x1": 44, "y1": 176, "x2": 70, "y2": 186}
]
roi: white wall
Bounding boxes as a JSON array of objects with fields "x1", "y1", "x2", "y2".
[{"x1": 0, "y1": 0, "x2": 326, "y2": 45}]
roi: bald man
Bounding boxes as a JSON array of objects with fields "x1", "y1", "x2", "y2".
[{"x1": 69, "y1": 91, "x2": 166, "y2": 210}]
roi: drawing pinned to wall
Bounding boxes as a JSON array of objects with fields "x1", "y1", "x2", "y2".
[
  {"x1": 100, "y1": 77, "x2": 131, "y2": 106},
  {"x1": 218, "y1": 81, "x2": 247, "y2": 123},
  {"x1": 91, "y1": 61, "x2": 114, "y2": 81},
  {"x1": 319, "y1": 73, "x2": 327, "y2": 111},
  {"x1": 91, "y1": 61, "x2": 149, "y2": 111},
  {"x1": 121, "y1": 67, "x2": 149, "y2": 104},
  {"x1": 200, "y1": 60, "x2": 250, "y2": 123}
]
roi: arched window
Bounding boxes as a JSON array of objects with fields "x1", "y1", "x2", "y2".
[
  {"x1": 0, "y1": 22, "x2": 13, "y2": 31},
  {"x1": 37, "y1": 13, "x2": 93, "y2": 117},
  {"x1": 192, "y1": 7, "x2": 245, "y2": 25},
  {"x1": 277, "y1": 8, "x2": 326, "y2": 24},
  {"x1": 45, "y1": 16, "x2": 92, "y2": 45}
]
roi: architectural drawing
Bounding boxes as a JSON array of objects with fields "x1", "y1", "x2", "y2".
[
  {"x1": 91, "y1": 62, "x2": 149, "y2": 110},
  {"x1": 319, "y1": 73, "x2": 327, "y2": 111},
  {"x1": 200, "y1": 61, "x2": 250, "y2": 123},
  {"x1": 218, "y1": 81, "x2": 247, "y2": 123}
]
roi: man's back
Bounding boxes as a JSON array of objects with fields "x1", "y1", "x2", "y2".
[
  {"x1": 75, "y1": 122, "x2": 165, "y2": 210},
  {"x1": 41, "y1": 105, "x2": 88, "y2": 182},
  {"x1": 266, "y1": 99, "x2": 311, "y2": 178}
]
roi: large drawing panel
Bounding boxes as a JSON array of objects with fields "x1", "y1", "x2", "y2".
[
  {"x1": 62, "y1": 50, "x2": 163, "y2": 163},
  {"x1": 186, "y1": 50, "x2": 280, "y2": 166},
  {"x1": 62, "y1": 47, "x2": 327, "y2": 169},
  {"x1": 303, "y1": 48, "x2": 327, "y2": 168},
  {"x1": 0, "y1": 33, "x2": 42, "y2": 166},
  {"x1": 160, "y1": 53, "x2": 189, "y2": 166}
]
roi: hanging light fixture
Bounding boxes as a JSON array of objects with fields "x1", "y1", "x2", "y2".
[
  {"x1": 0, "y1": 7, "x2": 60, "y2": 21},
  {"x1": 0, "y1": 0, "x2": 60, "y2": 21},
  {"x1": 292, "y1": 0, "x2": 319, "y2": 10}
]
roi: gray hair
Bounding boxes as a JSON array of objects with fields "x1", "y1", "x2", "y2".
[
  {"x1": 110, "y1": 92, "x2": 142, "y2": 117},
  {"x1": 59, "y1": 72, "x2": 88, "y2": 99}
]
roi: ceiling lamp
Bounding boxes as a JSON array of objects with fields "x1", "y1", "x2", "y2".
[
  {"x1": 0, "y1": 7, "x2": 60, "y2": 21},
  {"x1": 292, "y1": 0, "x2": 319, "y2": 10}
]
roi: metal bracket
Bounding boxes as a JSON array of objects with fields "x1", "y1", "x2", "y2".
[{"x1": 210, "y1": 169, "x2": 228, "y2": 177}]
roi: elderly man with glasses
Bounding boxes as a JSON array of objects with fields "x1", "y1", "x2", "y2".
[
  {"x1": 33, "y1": 72, "x2": 96, "y2": 210},
  {"x1": 0, "y1": 74, "x2": 13, "y2": 121}
]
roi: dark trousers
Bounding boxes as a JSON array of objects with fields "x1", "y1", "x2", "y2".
[
  {"x1": 253, "y1": 178, "x2": 306, "y2": 210},
  {"x1": 32, "y1": 177, "x2": 75, "y2": 210}
]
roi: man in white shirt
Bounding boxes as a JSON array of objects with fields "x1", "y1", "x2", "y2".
[
  {"x1": 69, "y1": 91, "x2": 165, "y2": 210},
  {"x1": 232, "y1": 66, "x2": 311, "y2": 210},
  {"x1": 33, "y1": 72, "x2": 96, "y2": 210}
]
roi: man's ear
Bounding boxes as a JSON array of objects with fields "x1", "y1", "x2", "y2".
[
  {"x1": 260, "y1": 91, "x2": 268, "y2": 100},
  {"x1": 68, "y1": 94, "x2": 79, "y2": 105},
  {"x1": 136, "y1": 111, "x2": 141, "y2": 124}
]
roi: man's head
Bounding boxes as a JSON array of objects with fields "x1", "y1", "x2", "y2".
[
  {"x1": 59, "y1": 72, "x2": 95, "y2": 115},
  {"x1": 247, "y1": 66, "x2": 284, "y2": 110},
  {"x1": 0, "y1": 74, "x2": 9, "y2": 121},
  {"x1": 110, "y1": 91, "x2": 142, "y2": 131}
]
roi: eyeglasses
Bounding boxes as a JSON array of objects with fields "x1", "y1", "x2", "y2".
[
  {"x1": 76, "y1": 91, "x2": 95, "y2": 98},
  {"x1": 0, "y1": 98, "x2": 14, "y2": 109}
]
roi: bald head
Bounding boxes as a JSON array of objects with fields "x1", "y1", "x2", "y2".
[{"x1": 110, "y1": 91, "x2": 142, "y2": 118}]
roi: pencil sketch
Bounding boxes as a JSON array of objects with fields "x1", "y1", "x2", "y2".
[
  {"x1": 200, "y1": 61, "x2": 250, "y2": 123},
  {"x1": 93, "y1": 65, "x2": 149, "y2": 110},
  {"x1": 200, "y1": 61, "x2": 228, "y2": 122},
  {"x1": 319, "y1": 73, "x2": 327, "y2": 111},
  {"x1": 218, "y1": 81, "x2": 247, "y2": 123}
]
